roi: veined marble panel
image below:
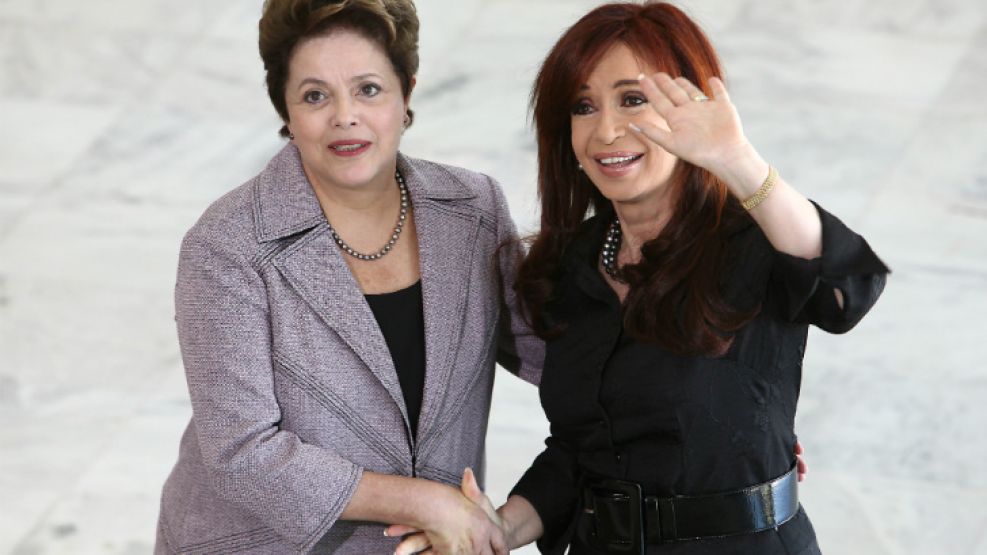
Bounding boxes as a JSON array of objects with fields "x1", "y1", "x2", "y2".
[{"x1": 2, "y1": 1, "x2": 986, "y2": 554}]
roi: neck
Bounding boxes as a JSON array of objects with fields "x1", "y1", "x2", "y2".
[
  {"x1": 306, "y1": 166, "x2": 399, "y2": 219},
  {"x1": 612, "y1": 189, "x2": 673, "y2": 258}
]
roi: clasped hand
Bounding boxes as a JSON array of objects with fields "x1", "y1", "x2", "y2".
[{"x1": 387, "y1": 468, "x2": 507, "y2": 555}]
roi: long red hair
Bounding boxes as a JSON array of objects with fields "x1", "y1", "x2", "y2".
[{"x1": 517, "y1": 1, "x2": 755, "y2": 357}]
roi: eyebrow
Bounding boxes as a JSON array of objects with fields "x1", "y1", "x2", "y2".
[
  {"x1": 578, "y1": 79, "x2": 642, "y2": 91},
  {"x1": 296, "y1": 73, "x2": 384, "y2": 90}
]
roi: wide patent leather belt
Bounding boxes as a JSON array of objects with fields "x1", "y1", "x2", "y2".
[{"x1": 581, "y1": 464, "x2": 799, "y2": 553}]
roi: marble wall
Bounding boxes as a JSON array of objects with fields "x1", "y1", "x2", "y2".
[{"x1": 0, "y1": 0, "x2": 985, "y2": 553}]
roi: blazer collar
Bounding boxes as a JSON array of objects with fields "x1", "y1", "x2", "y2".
[{"x1": 253, "y1": 144, "x2": 476, "y2": 243}]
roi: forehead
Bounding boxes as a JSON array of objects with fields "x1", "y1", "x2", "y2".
[
  {"x1": 584, "y1": 43, "x2": 655, "y2": 87},
  {"x1": 288, "y1": 28, "x2": 392, "y2": 78}
]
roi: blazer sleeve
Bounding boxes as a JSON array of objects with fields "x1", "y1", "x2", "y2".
[
  {"x1": 769, "y1": 201, "x2": 890, "y2": 333},
  {"x1": 175, "y1": 229, "x2": 362, "y2": 553},
  {"x1": 486, "y1": 174, "x2": 545, "y2": 385}
]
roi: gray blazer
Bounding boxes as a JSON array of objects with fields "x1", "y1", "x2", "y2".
[{"x1": 155, "y1": 145, "x2": 543, "y2": 554}]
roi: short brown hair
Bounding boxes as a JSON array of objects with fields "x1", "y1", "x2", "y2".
[{"x1": 259, "y1": 0, "x2": 420, "y2": 137}]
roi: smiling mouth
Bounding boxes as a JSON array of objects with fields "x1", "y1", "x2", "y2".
[
  {"x1": 596, "y1": 154, "x2": 643, "y2": 168},
  {"x1": 330, "y1": 143, "x2": 369, "y2": 152}
]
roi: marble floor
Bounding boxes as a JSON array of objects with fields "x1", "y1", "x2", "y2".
[{"x1": 1, "y1": 0, "x2": 986, "y2": 553}]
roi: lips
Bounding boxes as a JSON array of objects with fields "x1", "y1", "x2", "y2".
[
  {"x1": 593, "y1": 151, "x2": 644, "y2": 176},
  {"x1": 328, "y1": 140, "x2": 371, "y2": 157}
]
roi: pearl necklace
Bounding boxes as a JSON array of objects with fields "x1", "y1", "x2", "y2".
[
  {"x1": 601, "y1": 216, "x2": 623, "y2": 280},
  {"x1": 328, "y1": 170, "x2": 409, "y2": 261}
]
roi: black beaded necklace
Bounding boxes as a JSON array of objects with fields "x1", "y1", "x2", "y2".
[{"x1": 600, "y1": 216, "x2": 623, "y2": 280}]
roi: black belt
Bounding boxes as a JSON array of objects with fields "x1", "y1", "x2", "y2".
[{"x1": 580, "y1": 465, "x2": 799, "y2": 553}]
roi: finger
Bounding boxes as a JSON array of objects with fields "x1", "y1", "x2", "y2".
[
  {"x1": 385, "y1": 524, "x2": 420, "y2": 537},
  {"x1": 462, "y1": 468, "x2": 500, "y2": 521},
  {"x1": 393, "y1": 532, "x2": 431, "y2": 555},
  {"x1": 652, "y1": 72, "x2": 691, "y2": 105},
  {"x1": 709, "y1": 77, "x2": 731, "y2": 103},
  {"x1": 673, "y1": 76, "x2": 707, "y2": 102},
  {"x1": 629, "y1": 121, "x2": 672, "y2": 150},
  {"x1": 461, "y1": 467, "x2": 484, "y2": 503},
  {"x1": 794, "y1": 440, "x2": 804, "y2": 455},
  {"x1": 638, "y1": 73, "x2": 676, "y2": 116},
  {"x1": 797, "y1": 455, "x2": 808, "y2": 483}
]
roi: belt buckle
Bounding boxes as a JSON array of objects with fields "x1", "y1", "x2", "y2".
[{"x1": 584, "y1": 478, "x2": 645, "y2": 554}]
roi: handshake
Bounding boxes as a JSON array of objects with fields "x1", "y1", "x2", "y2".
[{"x1": 385, "y1": 468, "x2": 526, "y2": 555}]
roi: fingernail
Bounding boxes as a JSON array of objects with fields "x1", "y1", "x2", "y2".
[
  {"x1": 628, "y1": 123, "x2": 641, "y2": 132},
  {"x1": 636, "y1": 73, "x2": 645, "y2": 81}
]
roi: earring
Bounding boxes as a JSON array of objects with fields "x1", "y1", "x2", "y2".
[
  {"x1": 289, "y1": 132, "x2": 295, "y2": 140},
  {"x1": 403, "y1": 114, "x2": 411, "y2": 128},
  {"x1": 577, "y1": 163, "x2": 583, "y2": 171}
]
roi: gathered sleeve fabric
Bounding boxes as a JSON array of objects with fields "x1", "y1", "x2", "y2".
[
  {"x1": 175, "y1": 230, "x2": 362, "y2": 553},
  {"x1": 509, "y1": 434, "x2": 582, "y2": 555},
  {"x1": 486, "y1": 174, "x2": 545, "y2": 386},
  {"x1": 769, "y1": 201, "x2": 889, "y2": 333}
]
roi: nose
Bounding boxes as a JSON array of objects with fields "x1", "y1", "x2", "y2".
[
  {"x1": 331, "y1": 97, "x2": 358, "y2": 128},
  {"x1": 594, "y1": 105, "x2": 625, "y2": 145}
]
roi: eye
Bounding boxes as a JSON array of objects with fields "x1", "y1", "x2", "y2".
[
  {"x1": 571, "y1": 99, "x2": 594, "y2": 116},
  {"x1": 358, "y1": 83, "x2": 382, "y2": 97},
  {"x1": 622, "y1": 93, "x2": 647, "y2": 108},
  {"x1": 303, "y1": 90, "x2": 326, "y2": 104}
]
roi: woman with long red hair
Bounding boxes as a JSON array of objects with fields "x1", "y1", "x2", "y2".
[{"x1": 398, "y1": 1, "x2": 888, "y2": 553}]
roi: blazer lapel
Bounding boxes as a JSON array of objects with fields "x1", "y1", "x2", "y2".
[
  {"x1": 256, "y1": 145, "x2": 408, "y2": 420},
  {"x1": 271, "y1": 227, "x2": 408, "y2": 416},
  {"x1": 398, "y1": 155, "x2": 481, "y2": 445}
]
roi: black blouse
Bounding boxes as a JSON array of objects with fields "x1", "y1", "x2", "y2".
[
  {"x1": 365, "y1": 281, "x2": 426, "y2": 436},
  {"x1": 510, "y1": 203, "x2": 888, "y2": 554}
]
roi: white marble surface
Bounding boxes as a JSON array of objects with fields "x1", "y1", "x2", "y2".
[{"x1": 1, "y1": 1, "x2": 986, "y2": 553}]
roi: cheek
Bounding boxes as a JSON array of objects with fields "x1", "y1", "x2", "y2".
[
  {"x1": 376, "y1": 105, "x2": 406, "y2": 139},
  {"x1": 570, "y1": 123, "x2": 590, "y2": 157}
]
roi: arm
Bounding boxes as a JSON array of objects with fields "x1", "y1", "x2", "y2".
[
  {"x1": 498, "y1": 495, "x2": 544, "y2": 550},
  {"x1": 176, "y1": 231, "x2": 361, "y2": 551},
  {"x1": 486, "y1": 174, "x2": 545, "y2": 385},
  {"x1": 633, "y1": 73, "x2": 888, "y2": 326}
]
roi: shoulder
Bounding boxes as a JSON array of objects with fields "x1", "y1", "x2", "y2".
[
  {"x1": 180, "y1": 175, "x2": 263, "y2": 262},
  {"x1": 400, "y1": 154, "x2": 507, "y2": 211}
]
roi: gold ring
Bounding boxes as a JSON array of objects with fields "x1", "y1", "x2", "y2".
[{"x1": 692, "y1": 93, "x2": 709, "y2": 102}]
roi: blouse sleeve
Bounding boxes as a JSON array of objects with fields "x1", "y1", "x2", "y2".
[
  {"x1": 770, "y1": 201, "x2": 889, "y2": 333},
  {"x1": 509, "y1": 434, "x2": 581, "y2": 555}
]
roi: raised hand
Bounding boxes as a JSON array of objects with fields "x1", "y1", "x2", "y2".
[{"x1": 630, "y1": 72, "x2": 751, "y2": 178}]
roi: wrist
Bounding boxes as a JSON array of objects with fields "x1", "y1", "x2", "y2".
[
  {"x1": 708, "y1": 144, "x2": 769, "y2": 199},
  {"x1": 496, "y1": 506, "x2": 518, "y2": 548},
  {"x1": 411, "y1": 481, "x2": 461, "y2": 530}
]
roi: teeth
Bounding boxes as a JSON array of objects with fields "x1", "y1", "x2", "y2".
[
  {"x1": 333, "y1": 144, "x2": 365, "y2": 152},
  {"x1": 600, "y1": 155, "x2": 639, "y2": 165}
]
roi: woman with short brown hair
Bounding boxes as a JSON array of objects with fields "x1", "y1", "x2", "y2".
[{"x1": 155, "y1": 1, "x2": 539, "y2": 553}]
